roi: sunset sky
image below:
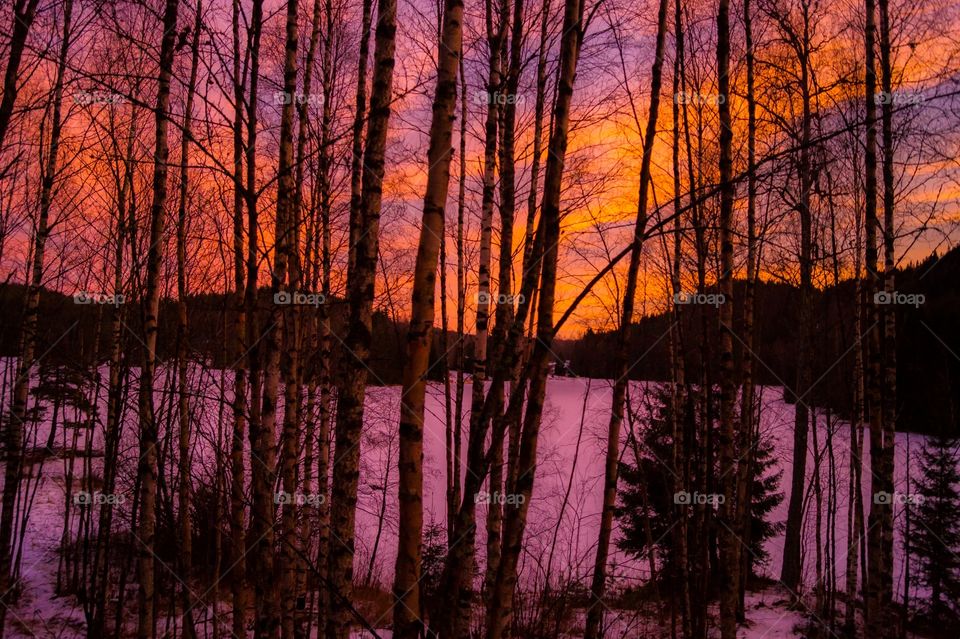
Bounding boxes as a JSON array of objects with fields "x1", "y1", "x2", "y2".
[{"x1": 1, "y1": 0, "x2": 958, "y2": 337}]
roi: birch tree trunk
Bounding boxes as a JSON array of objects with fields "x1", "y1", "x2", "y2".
[
  {"x1": 347, "y1": 0, "x2": 375, "y2": 276},
  {"x1": 241, "y1": 0, "x2": 274, "y2": 636},
  {"x1": 863, "y1": 0, "x2": 885, "y2": 630},
  {"x1": 485, "y1": 0, "x2": 585, "y2": 634},
  {"x1": 521, "y1": 0, "x2": 551, "y2": 278},
  {"x1": 176, "y1": 4, "x2": 203, "y2": 636},
  {"x1": 91, "y1": 113, "x2": 136, "y2": 639},
  {"x1": 292, "y1": 0, "x2": 325, "y2": 623},
  {"x1": 137, "y1": 1, "x2": 180, "y2": 636},
  {"x1": 229, "y1": 0, "x2": 250, "y2": 633},
  {"x1": 441, "y1": 1, "x2": 507, "y2": 630},
  {"x1": 736, "y1": 0, "x2": 758, "y2": 620},
  {"x1": 716, "y1": 0, "x2": 738, "y2": 632},
  {"x1": 670, "y1": 1, "x2": 692, "y2": 633},
  {"x1": 0, "y1": 1, "x2": 71, "y2": 632},
  {"x1": 453, "y1": 52, "x2": 467, "y2": 542},
  {"x1": 322, "y1": 7, "x2": 371, "y2": 631},
  {"x1": 446, "y1": 50, "x2": 468, "y2": 546},
  {"x1": 470, "y1": 0, "x2": 508, "y2": 472},
  {"x1": 845, "y1": 274, "x2": 866, "y2": 633},
  {"x1": 436, "y1": 0, "x2": 558, "y2": 631},
  {"x1": 272, "y1": 0, "x2": 300, "y2": 637},
  {"x1": 492, "y1": 0, "x2": 525, "y2": 565},
  {"x1": 392, "y1": 0, "x2": 463, "y2": 634},
  {"x1": 877, "y1": 0, "x2": 897, "y2": 632},
  {"x1": 780, "y1": 5, "x2": 815, "y2": 594},
  {"x1": 488, "y1": 0, "x2": 526, "y2": 598},
  {"x1": 326, "y1": 0, "x2": 398, "y2": 634},
  {"x1": 307, "y1": 0, "x2": 336, "y2": 631}
]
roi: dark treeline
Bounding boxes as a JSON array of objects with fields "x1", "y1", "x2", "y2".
[
  {"x1": 4, "y1": 242, "x2": 958, "y2": 434},
  {"x1": 559, "y1": 246, "x2": 960, "y2": 437},
  {"x1": 0, "y1": 287, "x2": 409, "y2": 384}
]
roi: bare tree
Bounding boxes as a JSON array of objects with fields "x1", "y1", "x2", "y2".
[
  {"x1": 392, "y1": 0, "x2": 463, "y2": 635},
  {"x1": 136, "y1": 0, "x2": 181, "y2": 636},
  {"x1": 326, "y1": 0, "x2": 398, "y2": 634},
  {"x1": 484, "y1": 0, "x2": 587, "y2": 635},
  {"x1": 0, "y1": 0, "x2": 73, "y2": 633},
  {"x1": 583, "y1": 0, "x2": 670, "y2": 634},
  {"x1": 777, "y1": 0, "x2": 818, "y2": 594},
  {"x1": 228, "y1": 0, "x2": 251, "y2": 633},
  {"x1": 269, "y1": 0, "x2": 301, "y2": 635},
  {"x1": 175, "y1": 3, "x2": 203, "y2": 637},
  {"x1": 716, "y1": 0, "x2": 738, "y2": 632},
  {"x1": 735, "y1": 0, "x2": 759, "y2": 621}
]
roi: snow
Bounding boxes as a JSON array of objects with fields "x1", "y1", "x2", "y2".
[
  {"x1": 735, "y1": 589, "x2": 806, "y2": 639},
  {"x1": 0, "y1": 364, "x2": 934, "y2": 637}
]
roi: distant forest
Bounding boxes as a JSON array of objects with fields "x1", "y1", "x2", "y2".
[{"x1": 4, "y1": 245, "x2": 957, "y2": 436}]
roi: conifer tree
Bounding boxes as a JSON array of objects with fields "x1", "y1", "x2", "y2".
[{"x1": 911, "y1": 433, "x2": 960, "y2": 629}]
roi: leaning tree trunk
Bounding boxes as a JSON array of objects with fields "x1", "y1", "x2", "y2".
[
  {"x1": 0, "y1": 1, "x2": 71, "y2": 632},
  {"x1": 488, "y1": 0, "x2": 525, "y2": 596},
  {"x1": 474, "y1": 0, "x2": 508, "y2": 602},
  {"x1": 326, "y1": 0, "x2": 397, "y2": 634},
  {"x1": 392, "y1": 0, "x2": 463, "y2": 635},
  {"x1": 347, "y1": 0, "x2": 375, "y2": 275},
  {"x1": 136, "y1": 1, "x2": 180, "y2": 637},
  {"x1": 0, "y1": 0, "x2": 41, "y2": 150},
  {"x1": 582, "y1": 0, "x2": 669, "y2": 635},
  {"x1": 520, "y1": 0, "x2": 551, "y2": 280},
  {"x1": 484, "y1": 0, "x2": 585, "y2": 635}
]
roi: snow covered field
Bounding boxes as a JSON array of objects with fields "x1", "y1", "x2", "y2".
[{"x1": 0, "y1": 365, "x2": 929, "y2": 637}]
